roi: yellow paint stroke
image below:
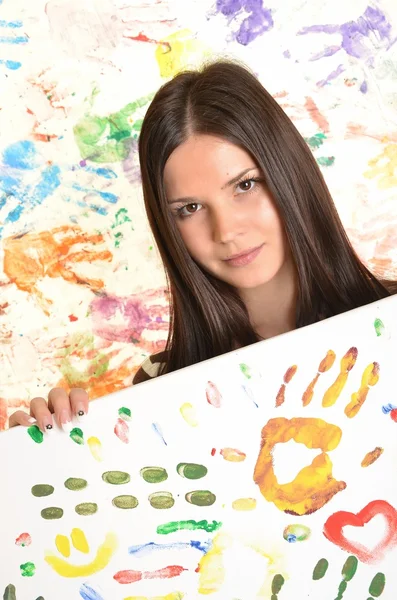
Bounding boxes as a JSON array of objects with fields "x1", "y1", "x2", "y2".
[
  {"x1": 322, "y1": 347, "x2": 358, "y2": 407},
  {"x1": 254, "y1": 417, "x2": 346, "y2": 516},
  {"x1": 364, "y1": 141, "x2": 397, "y2": 189},
  {"x1": 155, "y1": 29, "x2": 210, "y2": 79},
  {"x1": 124, "y1": 594, "x2": 184, "y2": 600},
  {"x1": 179, "y1": 402, "x2": 198, "y2": 427},
  {"x1": 87, "y1": 436, "x2": 103, "y2": 462},
  {"x1": 198, "y1": 532, "x2": 231, "y2": 594},
  {"x1": 275, "y1": 365, "x2": 297, "y2": 407},
  {"x1": 71, "y1": 528, "x2": 89, "y2": 554},
  {"x1": 232, "y1": 498, "x2": 257, "y2": 511},
  {"x1": 45, "y1": 532, "x2": 117, "y2": 577},
  {"x1": 55, "y1": 535, "x2": 70, "y2": 558},
  {"x1": 302, "y1": 350, "x2": 336, "y2": 406},
  {"x1": 220, "y1": 447, "x2": 246, "y2": 462},
  {"x1": 345, "y1": 362, "x2": 380, "y2": 418},
  {"x1": 361, "y1": 446, "x2": 384, "y2": 467}
]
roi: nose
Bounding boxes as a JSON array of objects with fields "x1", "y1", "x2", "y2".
[{"x1": 211, "y1": 208, "x2": 244, "y2": 244}]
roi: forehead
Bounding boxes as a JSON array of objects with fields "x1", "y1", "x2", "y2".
[{"x1": 163, "y1": 134, "x2": 256, "y2": 196}]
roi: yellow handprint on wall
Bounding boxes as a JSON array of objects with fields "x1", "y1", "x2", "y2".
[{"x1": 45, "y1": 528, "x2": 117, "y2": 577}]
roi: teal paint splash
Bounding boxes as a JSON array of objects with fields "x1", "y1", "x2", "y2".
[
  {"x1": 317, "y1": 156, "x2": 335, "y2": 167},
  {"x1": 157, "y1": 519, "x2": 222, "y2": 535},
  {"x1": 304, "y1": 133, "x2": 327, "y2": 149},
  {"x1": 27, "y1": 425, "x2": 43, "y2": 444}
]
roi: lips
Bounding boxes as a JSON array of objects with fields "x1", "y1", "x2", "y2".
[{"x1": 224, "y1": 244, "x2": 264, "y2": 267}]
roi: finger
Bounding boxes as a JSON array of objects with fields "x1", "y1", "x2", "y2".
[
  {"x1": 29, "y1": 397, "x2": 54, "y2": 433},
  {"x1": 9, "y1": 410, "x2": 37, "y2": 429},
  {"x1": 48, "y1": 387, "x2": 73, "y2": 431},
  {"x1": 69, "y1": 388, "x2": 89, "y2": 419}
]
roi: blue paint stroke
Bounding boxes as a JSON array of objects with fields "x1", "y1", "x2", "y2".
[
  {"x1": 215, "y1": 0, "x2": 274, "y2": 46},
  {"x1": 360, "y1": 80, "x2": 368, "y2": 93},
  {"x1": 128, "y1": 539, "x2": 212, "y2": 557},
  {"x1": 242, "y1": 384, "x2": 258, "y2": 407},
  {"x1": 382, "y1": 403, "x2": 396, "y2": 414},
  {"x1": 152, "y1": 422, "x2": 167, "y2": 445},
  {"x1": 79, "y1": 583, "x2": 104, "y2": 600},
  {"x1": 0, "y1": 59, "x2": 21, "y2": 69},
  {"x1": 0, "y1": 20, "x2": 23, "y2": 28},
  {"x1": 71, "y1": 183, "x2": 118, "y2": 204},
  {"x1": 82, "y1": 165, "x2": 118, "y2": 179},
  {"x1": 0, "y1": 35, "x2": 29, "y2": 44},
  {"x1": 317, "y1": 63, "x2": 345, "y2": 87},
  {"x1": 3, "y1": 140, "x2": 39, "y2": 170}
]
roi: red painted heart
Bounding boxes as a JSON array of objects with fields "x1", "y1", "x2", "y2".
[{"x1": 323, "y1": 499, "x2": 397, "y2": 563}]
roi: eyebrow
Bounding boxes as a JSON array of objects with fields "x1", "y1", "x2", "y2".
[{"x1": 167, "y1": 167, "x2": 258, "y2": 205}]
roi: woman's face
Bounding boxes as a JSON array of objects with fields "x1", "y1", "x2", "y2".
[{"x1": 163, "y1": 134, "x2": 291, "y2": 291}]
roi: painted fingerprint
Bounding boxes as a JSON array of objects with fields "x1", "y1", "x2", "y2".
[
  {"x1": 65, "y1": 478, "x2": 88, "y2": 491},
  {"x1": 180, "y1": 402, "x2": 198, "y2": 426},
  {"x1": 322, "y1": 347, "x2": 358, "y2": 407},
  {"x1": 302, "y1": 350, "x2": 336, "y2": 406},
  {"x1": 41, "y1": 507, "x2": 64, "y2": 520},
  {"x1": 141, "y1": 466, "x2": 168, "y2": 483},
  {"x1": 102, "y1": 471, "x2": 130, "y2": 485},
  {"x1": 149, "y1": 492, "x2": 175, "y2": 509},
  {"x1": 31, "y1": 484, "x2": 54, "y2": 497},
  {"x1": 374, "y1": 318, "x2": 385, "y2": 336},
  {"x1": 206, "y1": 381, "x2": 222, "y2": 408},
  {"x1": 232, "y1": 498, "x2": 257, "y2": 511},
  {"x1": 20, "y1": 562, "x2": 36, "y2": 577},
  {"x1": 112, "y1": 495, "x2": 139, "y2": 509},
  {"x1": 75, "y1": 503, "x2": 98, "y2": 516},
  {"x1": 27, "y1": 425, "x2": 44, "y2": 444},
  {"x1": 345, "y1": 362, "x2": 380, "y2": 418},
  {"x1": 220, "y1": 448, "x2": 246, "y2": 462},
  {"x1": 185, "y1": 490, "x2": 216, "y2": 507},
  {"x1": 70, "y1": 427, "x2": 84, "y2": 445},
  {"x1": 275, "y1": 365, "x2": 297, "y2": 407},
  {"x1": 177, "y1": 463, "x2": 207, "y2": 479},
  {"x1": 15, "y1": 533, "x2": 32, "y2": 547},
  {"x1": 3, "y1": 584, "x2": 16, "y2": 600},
  {"x1": 283, "y1": 524, "x2": 311, "y2": 542},
  {"x1": 361, "y1": 447, "x2": 383, "y2": 467},
  {"x1": 271, "y1": 574, "x2": 285, "y2": 599},
  {"x1": 87, "y1": 437, "x2": 103, "y2": 462},
  {"x1": 114, "y1": 418, "x2": 129, "y2": 443}
]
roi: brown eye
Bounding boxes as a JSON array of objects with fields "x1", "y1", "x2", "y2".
[
  {"x1": 186, "y1": 203, "x2": 198, "y2": 213},
  {"x1": 237, "y1": 179, "x2": 256, "y2": 193}
]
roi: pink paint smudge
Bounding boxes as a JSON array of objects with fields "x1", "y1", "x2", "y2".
[
  {"x1": 114, "y1": 564, "x2": 187, "y2": 584},
  {"x1": 114, "y1": 418, "x2": 129, "y2": 444},
  {"x1": 206, "y1": 381, "x2": 222, "y2": 408},
  {"x1": 15, "y1": 533, "x2": 32, "y2": 547}
]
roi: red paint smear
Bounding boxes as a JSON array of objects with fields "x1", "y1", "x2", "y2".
[
  {"x1": 114, "y1": 418, "x2": 129, "y2": 444},
  {"x1": 68, "y1": 314, "x2": 78, "y2": 322},
  {"x1": 206, "y1": 381, "x2": 222, "y2": 408},
  {"x1": 211, "y1": 448, "x2": 216, "y2": 456},
  {"x1": 323, "y1": 499, "x2": 397, "y2": 563},
  {"x1": 304, "y1": 96, "x2": 330, "y2": 133},
  {"x1": 123, "y1": 30, "x2": 171, "y2": 52},
  {"x1": 15, "y1": 533, "x2": 32, "y2": 547},
  {"x1": 390, "y1": 409, "x2": 397, "y2": 423},
  {"x1": 114, "y1": 565, "x2": 186, "y2": 584}
]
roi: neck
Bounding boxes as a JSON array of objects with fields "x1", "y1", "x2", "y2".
[{"x1": 238, "y1": 259, "x2": 298, "y2": 340}]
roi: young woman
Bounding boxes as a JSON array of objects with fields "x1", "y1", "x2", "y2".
[{"x1": 9, "y1": 60, "x2": 396, "y2": 432}]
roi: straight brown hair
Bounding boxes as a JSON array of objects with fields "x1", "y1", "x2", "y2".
[{"x1": 138, "y1": 59, "x2": 396, "y2": 375}]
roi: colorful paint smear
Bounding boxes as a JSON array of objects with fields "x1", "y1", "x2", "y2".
[
  {"x1": 197, "y1": 533, "x2": 228, "y2": 594},
  {"x1": 141, "y1": 467, "x2": 168, "y2": 483},
  {"x1": 283, "y1": 524, "x2": 311, "y2": 542},
  {"x1": 70, "y1": 427, "x2": 84, "y2": 445},
  {"x1": 177, "y1": 463, "x2": 207, "y2": 479},
  {"x1": 20, "y1": 561, "x2": 36, "y2": 577},
  {"x1": 156, "y1": 520, "x2": 222, "y2": 535},
  {"x1": 79, "y1": 582, "x2": 104, "y2": 600},
  {"x1": 185, "y1": 490, "x2": 216, "y2": 507},
  {"x1": 323, "y1": 500, "x2": 397, "y2": 563},
  {"x1": 345, "y1": 362, "x2": 380, "y2": 418},
  {"x1": 254, "y1": 417, "x2": 345, "y2": 515},
  {"x1": 206, "y1": 381, "x2": 222, "y2": 408},
  {"x1": 214, "y1": 0, "x2": 274, "y2": 45},
  {"x1": 102, "y1": 471, "x2": 130, "y2": 485},
  {"x1": 374, "y1": 318, "x2": 385, "y2": 336},
  {"x1": 45, "y1": 531, "x2": 118, "y2": 577},
  {"x1": 118, "y1": 407, "x2": 131, "y2": 420},
  {"x1": 115, "y1": 418, "x2": 129, "y2": 443},
  {"x1": 275, "y1": 365, "x2": 297, "y2": 407},
  {"x1": 179, "y1": 402, "x2": 198, "y2": 427},
  {"x1": 128, "y1": 540, "x2": 211, "y2": 557},
  {"x1": 302, "y1": 350, "x2": 336, "y2": 406},
  {"x1": 365, "y1": 143, "x2": 397, "y2": 190},
  {"x1": 15, "y1": 533, "x2": 32, "y2": 547},
  {"x1": 361, "y1": 447, "x2": 384, "y2": 467},
  {"x1": 114, "y1": 565, "x2": 187, "y2": 584},
  {"x1": 87, "y1": 437, "x2": 103, "y2": 462},
  {"x1": 382, "y1": 404, "x2": 397, "y2": 422},
  {"x1": 322, "y1": 347, "x2": 358, "y2": 407},
  {"x1": 220, "y1": 448, "x2": 246, "y2": 462},
  {"x1": 27, "y1": 425, "x2": 43, "y2": 444},
  {"x1": 155, "y1": 29, "x2": 209, "y2": 78}
]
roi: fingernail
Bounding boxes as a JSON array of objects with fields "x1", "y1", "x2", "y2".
[
  {"x1": 42, "y1": 416, "x2": 54, "y2": 433},
  {"x1": 76, "y1": 404, "x2": 86, "y2": 422},
  {"x1": 27, "y1": 417, "x2": 36, "y2": 424},
  {"x1": 59, "y1": 409, "x2": 72, "y2": 434}
]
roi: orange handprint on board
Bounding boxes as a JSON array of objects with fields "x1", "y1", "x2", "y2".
[{"x1": 3, "y1": 225, "x2": 112, "y2": 314}]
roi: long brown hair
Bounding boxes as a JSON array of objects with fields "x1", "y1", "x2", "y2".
[{"x1": 138, "y1": 59, "x2": 396, "y2": 374}]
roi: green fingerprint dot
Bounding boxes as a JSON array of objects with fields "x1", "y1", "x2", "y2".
[
  {"x1": 185, "y1": 490, "x2": 216, "y2": 506},
  {"x1": 118, "y1": 406, "x2": 131, "y2": 420},
  {"x1": 369, "y1": 572, "x2": 386, "y2": 597},
  {"x1": 342, "y1": 556, "x2": 358, "y2": 582},
  {"x1": 239, "y1": 363, "x2": 252, "y2": 378},
  {"x1": 112, "y1": 495, "x2": 139, "y2": 509},
  {"x1": 177, "y1": 463, "x2": 208, "y2": 479},
  {"x1": 64, "y1": 478, "x2": 88, "y2": 491},
  {"x1": 28, "y1": 425, "x2": 43, "y2": 444},
  {"x1": 271, "y1": 574, "x2": 285, "y2": 594},
  {"x1": 140, "y1": 466, "x2": 168, "y2": 483},
  {"x1": 20, "y1": 562, "x2": 35, "y2": 577},
  {"x1": 149, "y1": 492, "x2": 175, "y2": 509},
  {"x1": 41, "y1": 507, "x2": 63, "y2": 520},
  {"x1": 102, "y1": 471, "x2": 130, "y2": 484},
  {"x1": 374, "y1": 318, "x2": 385, "y2": 337},
  {"x1": 75, "y1": 503, "x2": 98, "y2": 516},
  {"x1": 313, "y1": 558, "x2": 329, "y2": 580},
  {"x1": 31, "y1": 484, "x2": 54, "y2": 497},
  {"x1": 70, "y1": 427, "x2": 84, "y2": 445}
]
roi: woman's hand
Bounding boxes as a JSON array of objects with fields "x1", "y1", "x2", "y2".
[{"x1": 8, "y1": 388, "x2": 89, "y2": 432}]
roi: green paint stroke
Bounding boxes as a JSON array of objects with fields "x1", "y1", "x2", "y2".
[
  {"x1": 368, "y1": 572, "x2": 386, "y2": 598},
  {"x1": 317, "y1": 156, "x2": 335, "y2": 167},
  {"x1": 335, "y1": 556, "x2": 358, "y2": 600},
  {"x1": 64, "y1": 478, "x2": 87, "y2": 491},
  {"x1": 118, "y1": 406, "x2": 131, "y2": 420},
  {"x1": 374, "y1": 318, "x2": 385, "y2": 337},
  {"x1": 157, "y1": 519, "x2": 222, "y2": 535},
  {"x1": 271, "y1": 574, "x2": 285, "y2": 600},
  {"x1": 20, "y1": 562, "x2": 35, "y2": 577},
  {"x1": 60, "y1": 333, "x2": 110, "y2": 387},
  {"x1": 70, "y1": 427, "x2": 84, "y2": 445},
  {"x1": 304, "y1": 133, "x2": 327, "y2": 149},
  {"x1": 313, "y1": 558, "x2": 329, "y2": 580},
  {"x1": 177, "y1": 463, "x2": 208, "y2": 479},
  {"x1": 239, "y1": 363, "x2": 252, "y2": 379},
  {"x1": 112, "y1": 208, "x2": 132, "y2": 229},
  {"x1": 3, "y1": 584, "x2": 16, "y2": 600},
  {"x1": 31, "y1": 484, "x2": 54, "y2": 497},
  {"x1": 27, "y1": 425, "x2": 43, "y2": 444},
  {"x1": 73, "y1": 93, "x2": 154, "y2": 163}
]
